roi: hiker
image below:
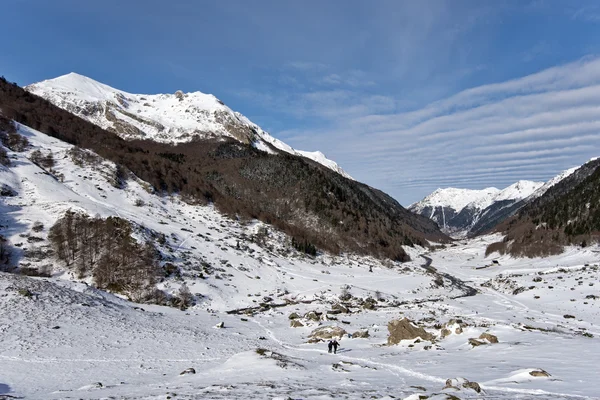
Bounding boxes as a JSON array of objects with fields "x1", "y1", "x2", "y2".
[
  {"x1": 327, "y1": 340, "x2": 333, "y2": 353},
  {"x1": 331, "y1": 339, "x2": 339, "y2": 354},
  {"x1": 369, "y1": 266, "x2": 373, "y2": 273}
]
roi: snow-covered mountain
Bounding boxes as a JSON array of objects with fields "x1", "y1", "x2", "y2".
[
  {"x1": 410, "y1": 181, "x2": 544, "y2": 237},
  {"x1": 26, "y1": 72, "x2": 352, "y2": 179}
]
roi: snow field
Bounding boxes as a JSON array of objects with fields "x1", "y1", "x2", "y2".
[{"x1": 0, "y1": 125, "x2": 599, "y2": 399}]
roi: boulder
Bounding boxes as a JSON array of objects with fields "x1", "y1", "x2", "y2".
[
  {"x1": 362, "y1": 298, "x2": 377, "y2": 310},
  {"x1": 288, "y1": 312, "x2": 301, "y2": 320},
  {"x1": 387, "y1": 318, "x2": 433, "y2": 345},
  {"x1": 455, "y1": 326, "x2": 463, "y2": 335},
  {"x1": 290, "y1": 320, "x2": 304, "y2": 328},
  {"x1": 464, "y1": 381, "x2": 482, "y2": 393},
  {"x1": 215, "y1": 322, "x2": 224, "y2": 328},
  {"x1": 180, "y1": 368, "x2": 196, "y2": 375},
  {"x1": 304, "y1": 311, "x2": 322, "y2": 322},
  {"x1": 332, "y1": 303, "x2": 351, "y2": 313},
  {"x1": 468, "y1": 338, "x2": 486, "y2": 347},
  {"x1": 444, "y1": 377, "x2": 481, "y2": 393},
  {"x1": 308, "y1": 325, "x2": 347, "y2": 342},
  {"x1": 529, "y1": 369, "x2": 551, "y2": 377},
  {"x1": 441, "y1": 328, "x2": 452, "y2": 338},
  {"x1": 352, "y1": 330, "x2": 370, "y2": 338},
  {"x1": 479, "y1": 332, "x2": 498, "y2": 343}
]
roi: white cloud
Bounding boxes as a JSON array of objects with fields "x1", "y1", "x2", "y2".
[{"x1": 278, "y1": 57, "x2": 600, "y2": 205}]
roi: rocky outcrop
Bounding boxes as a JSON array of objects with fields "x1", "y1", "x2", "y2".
[
  {"x1": 387, "y1": 318, "x2": 433, "y2": 345},
  {"x1": 308, "y1": 326, "x2": 347, "y2": 343},
  {"x1": 290, "y1": 320, "x2": 304, "y2": 328},
  {"x1": 352, "y1": 330, "x2": 370, "y2": 338},
  {"x1": 529, "y1": 369, "x2": 551, "y2": 377},
  {"x1": 479, "y1": 332, "x2": 498, "y2": 343}
]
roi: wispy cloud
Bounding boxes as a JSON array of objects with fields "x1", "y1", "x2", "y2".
[
  {"x1": 572, "y1": 5, "x2": 600, "y2": 23},
  {"x1": 275, "y1": 57, "x2": 600, "y2": 205}
]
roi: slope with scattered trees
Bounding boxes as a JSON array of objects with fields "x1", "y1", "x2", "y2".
[
  {"x1": 487, "y1": 158, "x2": 600, "y2": 257},
  {"x1": 0, "y1": 76, "x2": 448, "y2": 261}
]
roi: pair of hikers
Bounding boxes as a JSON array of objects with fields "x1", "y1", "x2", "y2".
[{"x1": 327, "y1": 339, "x2": 339, "y2": 354}]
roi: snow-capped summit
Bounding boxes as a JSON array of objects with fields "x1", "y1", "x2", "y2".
[
  {"x1": 409, "y1": 187, "x2": 499, "y2": 216},
  {"x1": 493, "y1": 180, "x2": 545, "y2": 202},
  {"x1": 26, "y1": 73, "x2": 353, "y2": 179},
  {"x1": 409, "y1": 181, "x2": 544, "y2": 236}
]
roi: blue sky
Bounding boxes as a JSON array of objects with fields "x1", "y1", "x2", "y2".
[{"x1": 3, "y1": 0, "x2": 600, "y2": 205}]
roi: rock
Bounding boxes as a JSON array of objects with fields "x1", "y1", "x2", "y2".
[
  {"x1": 352, "y1": 329, "x2": 370, "y2": 338},
  {"x1": 175, "y1": 90, "x2": 185, "y2": 101},
  {"x1": 463, "y1": 381, "x2": 481, "y2": 393},
  {"x1": 455, "y1": 326, "x2": 463, "y2": 334},
  {"x1": 444, "y1": 377, "x2": 481, "y2": 393},
  {"x1": 308, "y1": 325, "x2": 347, "y2": 342},
  {"x1": 288, "y1": 312, "x2": 301, "y2": 320},
  {"x1": 180, "y1": 367, "x2": 196, "y2": 375},
  {"x1": 441, "y1": 328, "x2": 452, "y2": 338},
  {"x1": 326, "y1": 309, "x2": 342, "y2": 315},
  {"x1": 304, "y1": 311, "x2": 322, "y2": 321},
  {"x1": 529, "y1": 369, "x2": 551, "y2": 377},
  {"x1": 290, "y1": 320, "x2": 304, "y2": 328},
  {"x1": 479, "y1": 332, "x2": 498, "y2": 343},
  {"x1": 387, "y1": 318, "x2": 433, "y2": 345},
  {"x1": 215, "y1": 322, "x2": 224, "y2": 328},
  {"x1": 362, "y1": 298, "x2": 377, "y2": 310},
  {"x1": 468, "y1": 338, "x2": 486, "y2": 347},
  {"x1": 332, "y1": 303, "x2": 351, "y2": 313}
]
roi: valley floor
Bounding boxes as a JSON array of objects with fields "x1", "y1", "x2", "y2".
[
  {"x1": 1, "y1": 237, "x2": 599, "y2": 400},
  {"x1": 1, "y1": 124, "x2": 599, "y2": 399}
]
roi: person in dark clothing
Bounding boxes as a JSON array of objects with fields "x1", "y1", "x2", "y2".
[
  {"x1": 331, "y1": 339, "x2": 339, "y2": 354},
  {"x1": 327, "y1": 340, "x2": 333, "y2": 353}
]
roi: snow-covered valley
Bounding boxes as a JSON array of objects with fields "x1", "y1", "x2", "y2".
[{"x1": 1, "y1": 124, "x2": 600, "y2": 399}]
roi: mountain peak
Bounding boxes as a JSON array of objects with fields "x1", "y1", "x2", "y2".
[
  {"x1": 411, "y1": 187, "x2": 499, "y2": 213},
  {"x1": 26, "y1": 73, "x2": 352, "y2": 179}
]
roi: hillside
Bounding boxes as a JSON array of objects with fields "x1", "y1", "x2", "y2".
[
  {"x1": 0, "y1": 77, "x2": 447, "y2": 261},
  {"x1": 487, "y1": 158, "x2": 600, "y2": 257}
]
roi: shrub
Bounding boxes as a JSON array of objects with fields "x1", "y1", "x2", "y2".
[
  {"x1": 32, "y1": 221, "x2": 44, "y2": 232},
  {"x1": 0, "y1": 146, "x2": 9, "y2": 166},
  {"x1": 30, "y1": 149, "x2": 55, "y2": 169}
]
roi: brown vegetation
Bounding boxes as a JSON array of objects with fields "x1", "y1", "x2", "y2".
[{"x1": 48, "y1": 211, "x2": 159, "y2": 299}]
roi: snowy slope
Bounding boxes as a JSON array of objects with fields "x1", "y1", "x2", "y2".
[
  {"x1": 490, "y1": 180, "x2": 544, "y2": 202},
  {"x1": 26, "y1": 73, "x2": 353, "y2": 179},
  {"x1": 526, "y1": 166, "x2": 578, "y2": 201},
  {"x1": 1, "y1": 123, "x2": 600, "y2": 399}
]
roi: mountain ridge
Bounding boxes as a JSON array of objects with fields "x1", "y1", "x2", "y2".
[
  {"x1": 409, "y1": 180, "x2": 544, "y2": 236},
  {"x1": 1, "y1": 76, "x2": 447, "y2": 262},
  {"x1": 26, "y1": 72, "x2": 353, "y2": 179}
]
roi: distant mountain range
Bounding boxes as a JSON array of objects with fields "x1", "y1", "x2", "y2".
[{"x1": 409, "y1": 180, "x2": 545, "y2": 237}]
